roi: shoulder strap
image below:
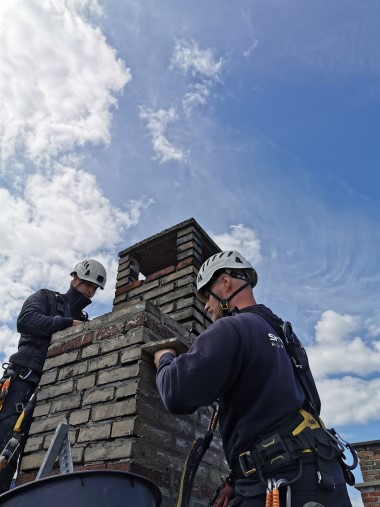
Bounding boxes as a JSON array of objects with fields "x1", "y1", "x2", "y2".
[
  {"x1": 241, "y1": 306, "x2": 321, "y2": 417},
  {"x1": 39, "y1": 289, "x2": 65, "y2": 316}
]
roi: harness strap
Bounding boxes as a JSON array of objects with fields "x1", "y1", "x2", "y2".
[
  {"x1": 234, "y1": 409, "x2": 345, "y2": 500},
  {"x1": 55, "y1": 292, "x2": 65, "y2": 315}
]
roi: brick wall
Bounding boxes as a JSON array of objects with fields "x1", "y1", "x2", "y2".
[
  {"x1": 353, "y1": 440, "x2": 380, "y2": 507},
  {"x1": 18, "y1": 219, "x2": 228, "y2": 506},
  {"x1": 114, "y1": 218, "x2": 221, "y2": 336}
]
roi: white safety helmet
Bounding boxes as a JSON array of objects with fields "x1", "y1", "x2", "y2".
[
  {"x1": 71, "y1": 259, "x2": 107, "y2": 289},
  {"x1": 196, "y1": 251, "x2": 257, "y2": 301}
]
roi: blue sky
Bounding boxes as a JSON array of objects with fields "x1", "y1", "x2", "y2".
[{"x1": 0, "y1": 1, "x2": 379, "y2": 504}]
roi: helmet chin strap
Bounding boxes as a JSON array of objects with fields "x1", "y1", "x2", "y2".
[{"x1": 209, "y1": 281, "x2": 251, "y2": 315}]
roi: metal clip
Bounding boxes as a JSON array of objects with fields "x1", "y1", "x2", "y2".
[{"x1": 238, "y1": 450, "x2": 256, "y2": 477}]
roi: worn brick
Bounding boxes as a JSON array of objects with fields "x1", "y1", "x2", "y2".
[
  {"x1": 176, "y1": 231, "x2": 202, "y2": 247},
  {"x1": 176, "y1": 225, "x2": 197, "y2": 239},
  {"x1": 46, "y1": 343, "x2": 64, "y2": 358},
  {"x1": 82, "y1": 386, "x2": 115, "y2": 406},
  {"x1": 120, "y1": 347, "x2": 141, "y2": 364},
  {"x1": 33, "y1": 402, "x2": 51, "y2": 417},
  {"x1": 100, "y1": 334, "x2": 130, "y2": 353},
  {"x1": 29, "y1": 414, "x2": 66, "y2": 434},
  {"x1": 81, "y1": 343, "x2": 100, "y2": 358},
  {"x1": 111, "y1": 418, "x2": 135, "y2": 438},
  {"x1": 155, "y1": 286, "x2": 194, "y2": 307},
  {"x1": 92, "y1": 399, "x2": 137, "y2": 421},
  {"x1": 87, "y1": 352, "x2": 118, "y2": 372},
  {"x1": 128, "y1": 279, "x2": 160, "y2": 297},
  {"x1": 145, "y1": 265, "x2": 176, "y2": 283},
  {"x1": 64, "y1": 332, "x2": 94, "y2": 352},
  {"x1": 51, "y1": 394, "x2": 81, "y2": 413},
  {"x1": 20, "y1": 451, "x2": 46, "y2": 471},
  {"x1": 115, "y1": 279, "x2": 143, "y2": 296},
  {"x1": 115, "y1": 380, "x2": 139, "y2": 400},
  {"x1": 38, "y1": 379, "x2": 74, "y2": 400},
  {"x1": 84, "y1": 440, "x2": 132, "y2": 462},
  {"x1": 95, "y1": 323, "x2": 125, "y2": 340},
  {"x1": 39, "y1": 369, "x2": 58, "y2": 386},
  {"x1": 176, "y1": 274, "x2": 196, "y2": 289},
  {"x1": 24, "y1": 435, "x2": 44, "y2": 453},
  {"x1": 177, "y1": 240, "x2": 202, "y2": 255},
  {"x1": 58, "y1": 361, "x2": 88, "y2": 380},
  {"x1": 77, "y1": 374, "x2": 96, "y2": 390},
  {"x1": 97, "y1": 364, "x2": 139, "y2": 385},
  {"x1": 44, "y1": 350, "x2": 79, "y2": 369},
  {"x1": 116, "y1": 266, "x2": 133, "y2": 280},
  {"x1": 177, "y1": 256, "x2": 201, "y2": 270},
  {"x1": 78, "y1": 423, "x2": 112, "y2": 443},
  {"x1": 178, "y1": 248, "x2": 202, "y2": 264},
  {"x1": 69, "y1": 409, "x2": 90, "y2": 426}
]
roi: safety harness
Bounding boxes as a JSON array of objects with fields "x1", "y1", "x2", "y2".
[
  {"x1": 226, "y1": 306, "x2": 358, "y2": 506},
  {"x1": 0, "y1": 381, "x2": 40, "y2": 471}
]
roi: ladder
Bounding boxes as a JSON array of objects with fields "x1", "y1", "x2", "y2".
[{"x1": 36, "y1": 421, "x2": 73, "y2": 480}]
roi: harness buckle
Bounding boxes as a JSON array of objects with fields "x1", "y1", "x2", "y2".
[
  {"x1": 15, "y1": 403, "x2": 25, "y2": 414},
  {"x1": 19, "y1": 369, "x2": 33, "y2": 380},
  {"x1": 238, "y1": 450, "x2": 257, "y2": 477}
]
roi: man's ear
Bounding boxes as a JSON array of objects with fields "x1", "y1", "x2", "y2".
[{"x1": 221, "y1": 273, "x2": 232, "y2": 290}]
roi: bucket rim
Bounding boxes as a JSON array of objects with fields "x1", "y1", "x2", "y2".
[{"x1": 0, "y1": 469, "x2": 162, "y2": 504}]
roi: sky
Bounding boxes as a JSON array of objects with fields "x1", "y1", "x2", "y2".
[{"x1": 0, "y1": 1, "x2": 379, "y2": 504}]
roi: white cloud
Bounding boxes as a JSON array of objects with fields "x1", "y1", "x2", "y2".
[
  {"x1": 0, "y1": 326, "x2": 20, "y2": 362},
  {"x1": 298, "y1": 309, "x2": 380, "y2": 426},
  {"x1": 139, "y1": 107, "x2": 187, "y2": 163},
  {"x1": 212, "y1": 224, "x2": 262, "y2": 265},
  {"x1": 170, "y1": 40, "x2": 223, "y2": 115},
  {"x1": 319, "y1": 376, "x2": 380, "y2": 426},
  {"x1": 308, "y1": 310, "x2": 380, "y2": 378},
  {"x1": 0, "y1": 0, "x2": 131, "y2": 165},
  {"x1": 171, "y1": 39, "x2": 223, "y2": 80},
  {"x1": 183, "y1": 83, "x2": 210, "y2": 116},
  {"x1": 0, "y1": 165, "x2": 153, "y2": 325}
]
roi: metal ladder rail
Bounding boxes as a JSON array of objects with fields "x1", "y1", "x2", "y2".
[{"x1": 36, "y1": 421, "x2": 74, "y2": 480}]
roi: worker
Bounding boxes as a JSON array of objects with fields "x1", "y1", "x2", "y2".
[
  {"x1": 0, "y1": 259, "x2": 106, "y2": 493},
  {"x1": 154, "y1": 251, "x2": 353, "y2": 506}
]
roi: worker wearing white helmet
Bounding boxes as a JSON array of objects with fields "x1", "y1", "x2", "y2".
[
  {"x1": 154, "y1": 250, "x2": 354, "y2": 507},
  {"x1": 0, "y1": 259, "x2": 106, "y2": 493},
  {"x1": 196, "y1": 251, "x2": 257, "y2": 321}
]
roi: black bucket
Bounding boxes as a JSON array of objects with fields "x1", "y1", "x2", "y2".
[{"x1": 0, "y1": 470, "x2": 162, "y2": 506}]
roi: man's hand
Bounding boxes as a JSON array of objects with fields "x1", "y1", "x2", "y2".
[
  {"x1": 154, "y1": 348, "x2": 177, "y2": 368},
  {"x1": 72, "y1": 320, "x2": 83, "y2": 326}
]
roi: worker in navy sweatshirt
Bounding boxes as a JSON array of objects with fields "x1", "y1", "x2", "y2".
[{"x1": 154, "y1": 251, "x2": 353, "y2": 507}]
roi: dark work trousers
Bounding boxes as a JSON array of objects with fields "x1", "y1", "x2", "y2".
[
  {"x1": 0, "y1": 377, "x2": 36, "y2": 494},
  {"x1": 230, "y1": 459, "x2": 352, "y2": 507}
]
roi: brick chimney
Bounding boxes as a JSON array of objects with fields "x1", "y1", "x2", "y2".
[
  {"x1": 353, "y1": 440, "x2": 380, "y2": 507},
  {"x1": 114, "y1": 218, "x2": 221, "y2": 336},
  {"x1": 18, "y1": 219, "x2": 228, "y2": 506}
]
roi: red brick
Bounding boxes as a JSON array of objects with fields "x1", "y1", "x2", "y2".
[
  {"x1": 177, "y1": 257, "x2": 199, "y2": 270},
  {"x1": 145, "y1": 265, "x2": 175, "y2": 283},
  {"x1": 46, "y1": 343, "x2": 64, "y2": 358},
  {"x1": 65, "y1": 332, "x2": 94, "y2": 351},
  {"x1": 115, "y1": 279, "x2": 143, "y2": 296}
]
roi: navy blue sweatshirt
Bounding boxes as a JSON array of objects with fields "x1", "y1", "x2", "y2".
[
  {"x1": 156, "y1": 304, "x2": 305, "y2": 465},
  {"x1": 10, "y1": 285, "x2": 91, "y2": 375}
]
